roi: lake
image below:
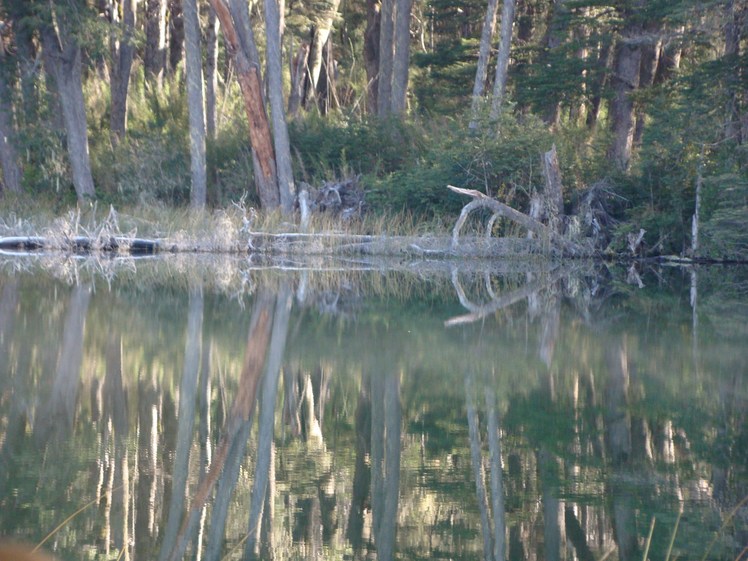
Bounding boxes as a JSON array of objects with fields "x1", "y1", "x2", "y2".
[{"x1": 0, "y1": 255, "x2": 746, "y2": 561}]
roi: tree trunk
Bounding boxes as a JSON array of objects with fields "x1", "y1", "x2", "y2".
[
  {"x1": 168, "y1": 0, "x2": 185, "y2": 74},
  {"x1": 213, "y1": 0, "x2": 281, "y2": 210},
  {"x1": 184, "y1": 0, "x2": 208, "y2": 208},
  {"x1": 653, "y1": 31, "x2": 682, "y2": 85},
  {"x1": 288, "y1": 42, "x2": 309, "y2": 116},
  {"x1": 724, "y1": 0, "x2": 743, "y2": 143},
  {"x1": 264, "y1": 0, "x2": 296, "y2": 214},
  {"x1": 145, "y1": 0, "x2": 168, "y2": 87},
  {"x1": 469, "y1": 0, "x2": 500, "y2": 129},
  {"x1": 0, "y1": 51, "x2": 22, "y2": 194},
  {"x1": 5, "y1": 1, "x2": 39, "y2": 126},
  {"x1": 303, "y1": 0, "x2": 342, "y2": 109},
  {"x1": 489, "y1": 0, "x2": 517, "y2": 120},
  {"x1": 541, "y1": 0, "x2": 570, "y2": 126},
  {"x1": 364, "y1": 0, "x2": 381, "y2": 114},
  {"x1": 40, "y1": 21, "x2": 96, "y2": 201},
  {"x1": 205, "y1": 4, "x2": 219, "y2": 140},
  {"x1": 391, "y1": 0, "x2": 413, "y2": 114},
  {"x1": 377, "y1": 0, "x2": 395, "y2": 116},
  {"x1": 109, "y1": 0, "x2": 136, "y2": 144},
  {"x1": 586, "y1": 36, "x2": 612, "y2": 130},
  {"x1": 609, "y1": 13, "x2": 643, "y2": 171},
  {"x1": 633, "y1": 28, "x2": 662, "y2": 147},
  {"x1": 542, "y1": 144, "x2": 565, "y2": 233}
]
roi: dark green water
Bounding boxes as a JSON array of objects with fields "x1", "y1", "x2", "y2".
[{"x1": 0, "y1": 256, "x2": 746, "y2": 561}]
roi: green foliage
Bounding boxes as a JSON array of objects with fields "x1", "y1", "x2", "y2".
[
  {"x1": 369, "y1": 110, "x2": 553, "y2": 217},
  {"x1": 289, "y1": 113, "x2": 423, "y2": 180},
  {"x1": 411, "y1": 39, "x2": 476, "y2": 115},
  {"x1": 700, "y1": 175, "x2": 748, "y2": 260}
]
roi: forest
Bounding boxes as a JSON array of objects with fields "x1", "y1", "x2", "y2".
[{"x1": 0, "y1": 0, "x2": 746, "y2": 258}]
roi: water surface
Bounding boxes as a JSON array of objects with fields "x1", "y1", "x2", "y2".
[{"x1": 0, "y1": 256, "x2": 746, "y2": 561}]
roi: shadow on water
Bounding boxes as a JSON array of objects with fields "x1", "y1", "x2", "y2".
[{"x1": 0, "y1": 254, "x2": 746, "y2": 561}]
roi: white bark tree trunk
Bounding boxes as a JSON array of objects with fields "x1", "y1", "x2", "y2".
[
  {"x1": 264, "y1": 0, "x2": 296, "y2": 214},
  {"x1": 469, "y1": 0, "x2": 500, "y2": 129},
  {"x1": 184, "y1": 0, "x2": 208, "y2": 208},
  {"x1": 489, "y1": 0, "x2": 517, "y2": 121}
]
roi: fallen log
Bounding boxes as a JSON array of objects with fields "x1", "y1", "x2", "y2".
[
  {"x1": 447, "y1": 185, "x2": 586, "y2": 256},
  {"x1": 0, "y1": 236, "x2": 161, "y2": 254}
]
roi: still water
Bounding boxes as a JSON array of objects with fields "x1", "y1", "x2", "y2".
[{"x1": 0, "y1": 255, "x2": 746, "y2": 561}]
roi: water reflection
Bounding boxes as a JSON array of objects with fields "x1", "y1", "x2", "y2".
[{"x1": 0, "y1": 258, "x2": 746, "y2": 561}]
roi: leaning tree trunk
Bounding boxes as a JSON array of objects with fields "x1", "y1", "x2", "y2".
[
  {"x1": 145, "y1": 0, "x2": 168, "y2": 87},
  {"x1": 391, "y1": 0, "x2": 413, "y2": 114},
  {"x1": 109, "y1": 0, "x2": 136, "y2": 144},
  {"x1": 0, "y1": 51, "x2": 22, "y2": 194},
  {"x1": 489, "y1": 0, "x2": 517, "y2": 121},
  {"x1": 377, "y1": 0, "x2": 395, "y2": 116},
  {"x1": 264, "y1": 0, "x2": 296, "y2": 214},
  {"x1": 40, "y1": 23, "x2": 96, "y2": 201},
  {"x1": 302, "y1": 0, "x2": 342, "y2": 109},
  {"x1": 469, "y1": 0, "x2": 500, "y2": 129},
  {"x1": 364, "y1": 0, "x2": 381, "y2": 114},
  {"x1": 210, "y1": 0, "x2": 280, "y2": 210},
  {"x1": 184, "y1": 0, "x2": 208, "y2": 208}
]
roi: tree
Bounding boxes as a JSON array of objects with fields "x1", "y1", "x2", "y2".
[
  {"x1": 182, "y1": 0, "x2": 207, "y2": 208},
  {"x1": 39, "y1": 1, "x2": 96, "y2": 201},
  {"x1": 144, "y1": 0, "x2": 168, "y2": 87},
  {"x1": 294, "y1": 0, "x2": 342, "y2": 112},
  {"x1": 608, "y1": 2, "x2": 643, "y2": 170},
  {"x1": 391, "y1": 0, "x2": 413, "y2": 114},
  {"x1": 377, "y1": 0, "x2": 395, "y2": 115},
  {"x1": 109, "y1": 0, "x2": 136, "y2": 144},
  {"x1": 0, "y1": 24, "x2": 22, "y2": 194},
  {"x1": 724, "y1": 0, "x2": 745, "y2": 143},
  {"x1": 209, "y1": 0, "x2": 295, "y2": 212},
  {"x1": 469, "y1": 0, "x2": 500, "y2": 128},
  {"x1": 364, "y1": 0, "x2": 381, "y2": 114},
  {"x1": 264, "y1": 0, "x2": 296, "y2": 214},
  {"x1": 204, "y1": 4, "x2": 219, "y2": 139},
  {"x1": 489, "y1": 0, "x2": 517, "y2": 120}
]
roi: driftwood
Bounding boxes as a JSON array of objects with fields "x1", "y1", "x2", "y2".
[
  {"x1": 0, "y1": 236, "x2": 161, "y2": 254},
  {"x1": 447, "y1": 185, "x2": 585, "y2": 256},
  {"x1": 298, "y1": 177, "x2": 365, "y2": 219}
]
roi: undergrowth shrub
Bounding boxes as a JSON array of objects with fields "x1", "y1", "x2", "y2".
[{"x1": 368, "y1": 111, "x2": 553, "y2": 217}]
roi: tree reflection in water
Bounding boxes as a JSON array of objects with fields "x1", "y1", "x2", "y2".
[{"x1": 0, "y1": 261, "x2": 745, "y2": 561}]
